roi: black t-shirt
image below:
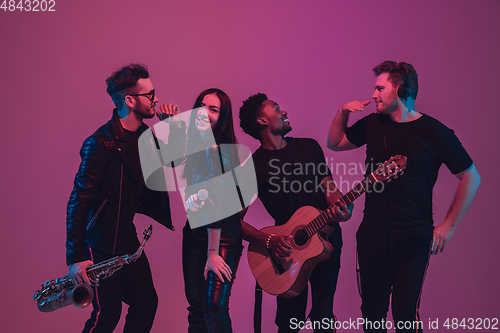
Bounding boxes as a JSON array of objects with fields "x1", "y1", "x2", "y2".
[
  {"x1": 346, "y1": 113, "x2": 473, "y2": 240},
  {"x1": 123, "y1": 128, "x2": 141, "y2": 163},
  {"x1": 252, "y1": 137, "x2": 333, "y2": 226},
  {"x1": 123, "y1": 128, "x2": 145, "y2": 194}
]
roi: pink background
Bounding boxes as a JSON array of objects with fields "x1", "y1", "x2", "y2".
[{"x1": 1, "y1": 1, "x2": 499, "y2": 332}]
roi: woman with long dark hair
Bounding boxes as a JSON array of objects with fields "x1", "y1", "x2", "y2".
[{"x1": 181, "y1": 88, "x2": 242, "y2": 333}]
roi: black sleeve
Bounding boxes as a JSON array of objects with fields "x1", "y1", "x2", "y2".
[
  {"x1": 345, "y1": 116, "x2": 369, "y2": 148},
  {"x1": 439, "y1": 126, "x2": 473, "y2": 175},
  {"x1": 166, "y1": 122, "x2": 187, "y2": 167},
  {"x1": 66, "y1": 136, "x2": 111, "y2": 265}
]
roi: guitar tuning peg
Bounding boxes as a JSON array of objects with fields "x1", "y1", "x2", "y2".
[
  {"x1": 387, "y1": 178, "x2": 392, "y2": 182},
  {"x1": 393, "y1": 175, "x2": 398, "y2": 179},
  {"x1": 399, "y1": 170, "x2": 404, "y2": 176}
]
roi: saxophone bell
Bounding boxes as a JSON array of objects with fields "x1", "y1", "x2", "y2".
[
  {"x1": 70, "y1": 283, "x2": 94, "y2": 309},
  {"x1": 36, "y1": 282, "x2": 94, "y2": 312},
  {"x1": 34, "y1": 225, "x2": 153, "y2": 312}
]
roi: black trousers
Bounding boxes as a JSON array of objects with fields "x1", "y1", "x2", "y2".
[
  {"x1": 182, "y1": 224, "x2": 242, "y2": 333},
  {"x1": 275, "y1": 227, "x2": 342, "y2": 333},
  {"x1": 81, "y1": 242, "x2": 158, "y2": 333},
  {"x1": 356, "y1": 231, "x2": 431, "y2": 333}
]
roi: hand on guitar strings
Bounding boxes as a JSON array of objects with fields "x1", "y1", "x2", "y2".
[
  {"x1": 327, "y1": 202, "x2": 354, "y2": 223},
  {"x1": 268, "y1": 234, "x2": 293, "y2": 258}
]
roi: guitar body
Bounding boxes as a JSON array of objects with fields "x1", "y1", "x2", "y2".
[{"x1": 247, "y1": 206, "x2": 333, "y2": 298}]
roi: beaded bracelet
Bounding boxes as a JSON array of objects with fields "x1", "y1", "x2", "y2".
[{"x1": 265, "y1": 234, "x2": 275, "y2": 249}]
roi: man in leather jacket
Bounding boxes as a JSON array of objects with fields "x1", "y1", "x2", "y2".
[{"x1": 66, "y1": 64, "x2": 185, "y2": 333}]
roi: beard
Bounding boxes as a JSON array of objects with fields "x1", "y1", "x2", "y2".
[
  {"x1": 376, "y1": 93, "x2": 400, "y2": 115},
  {"x1": 135, "y1": 102, "x2": 156, "y2": 119},
  {"x1": 278, "y1": 123, "x2": 292, "y2": 136},
  {"x1": 377, "y1": 102, "x2": 398, "y2": 114}
]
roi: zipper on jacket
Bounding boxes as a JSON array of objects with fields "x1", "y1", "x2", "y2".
[
  {"x1": 87, "y1": 198, "x2": 109, "y2": 230},
  {"x1": 113, "y1": 160, "x2": 123, "y2": 254}
]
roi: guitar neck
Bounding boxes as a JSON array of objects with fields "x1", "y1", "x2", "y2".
[{"x1": 304, "y1": 173, "x2": 377, "y2": 237}]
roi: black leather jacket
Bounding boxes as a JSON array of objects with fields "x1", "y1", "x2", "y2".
[{"x1": 66, "y1": 110, "x2": 185, "y2": 265}]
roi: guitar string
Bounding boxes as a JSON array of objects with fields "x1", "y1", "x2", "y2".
[
  {"x1": 317, "y1": 180, "x2": 367, "y2": 229},
  {"x1": 297, "y1": 164, "x2": 397, "y2": 240},
  {"x1": 303, "y1": 180, "x2": 369, "y2": 238}
]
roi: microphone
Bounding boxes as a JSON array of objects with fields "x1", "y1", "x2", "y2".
[
  {"x1": 197, "y1": 189, "x2": 209, "y2": 202},
  {"x1": 186, "y1": 189, "x2": 209, "y2": 213},
  {"x1": 192, "y1": 189, "x2": 209, "y2": 207},
  {"x1": 156, "y1": 105, "x2": 179, "y2": 121},
  {"x1": 157, "y1": 113, "x2": 171, "y2": 121}
]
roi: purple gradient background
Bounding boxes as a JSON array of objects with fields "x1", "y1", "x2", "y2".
[{"x1": 1, "y1": 1, "x2": 499, "y2": 332}]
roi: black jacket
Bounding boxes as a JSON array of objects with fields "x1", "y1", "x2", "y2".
[{"x1": 66, "y1": 110, "x2": 184, "y2": 265}]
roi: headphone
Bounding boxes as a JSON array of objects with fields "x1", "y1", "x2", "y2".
[{"x1": 397, "y1": 62, "x2": 410, "y2": 101}]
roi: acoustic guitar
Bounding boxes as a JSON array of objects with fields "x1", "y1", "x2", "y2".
[{"x1": 247, "y1": 155, "x2": 407, "y2": 298}]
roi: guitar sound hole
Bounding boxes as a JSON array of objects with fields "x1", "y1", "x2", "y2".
[{"x1": 294, "y1": 228, "x2": 308, "y2": 246}]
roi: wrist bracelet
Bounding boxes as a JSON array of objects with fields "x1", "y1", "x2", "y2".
[{"x1": 265, "y1": 234, "x2": 275, "y2": 250}]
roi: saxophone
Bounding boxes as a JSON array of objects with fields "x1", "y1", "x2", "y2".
[{"x1": 33, "y1": 225, "x2": 153, "y2": 312}]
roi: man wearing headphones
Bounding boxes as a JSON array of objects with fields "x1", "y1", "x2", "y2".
[{"x1": 326, "y1": 61, "x2": 480, "y2": 332}]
